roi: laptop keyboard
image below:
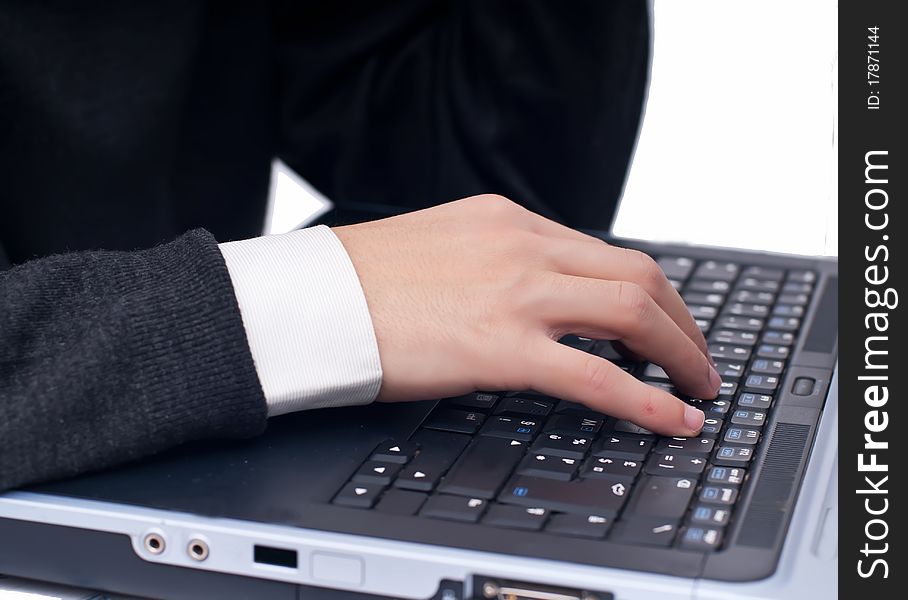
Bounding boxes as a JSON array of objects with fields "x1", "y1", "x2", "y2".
[{"x1": 333, "y1": 258, "x2": 817, "y2": 552}]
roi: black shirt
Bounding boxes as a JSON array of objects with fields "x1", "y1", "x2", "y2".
[{"x1": 0, "y1": 0, "x2": 648, "y2": 263}]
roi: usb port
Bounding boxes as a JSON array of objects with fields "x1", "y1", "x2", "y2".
[{"x1": 253, "y1": 545, "x2": 298, "y2": 569}]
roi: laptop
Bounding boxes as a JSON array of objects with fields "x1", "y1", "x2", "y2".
[{"x1": 0, "y1": 3, "x2": 838, "y2": 599}]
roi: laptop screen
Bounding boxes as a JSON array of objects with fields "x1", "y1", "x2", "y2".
[{"x1": 612, "y1": 0, "x2": 837, "y2": 257}]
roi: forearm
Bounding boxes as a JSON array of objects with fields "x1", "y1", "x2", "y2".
[{"x1": 0, "y1": 230, "x2": 267, "y2": 491}]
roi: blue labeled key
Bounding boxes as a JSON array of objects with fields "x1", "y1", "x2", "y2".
[{"x1": 480, "y1": 416, "x2": 541, "y2": 442}]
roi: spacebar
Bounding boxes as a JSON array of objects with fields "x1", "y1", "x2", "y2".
[
  {"x1": 498, "y1": 475, "x2": 630, "y2": 517},
  {"x1": 437, "y1": 437, "x2": 526, "y2": 499}
]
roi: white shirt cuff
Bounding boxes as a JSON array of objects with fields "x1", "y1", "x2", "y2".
[{"x1": 218, "y1": 226, "x2": 383, "y2": 416}]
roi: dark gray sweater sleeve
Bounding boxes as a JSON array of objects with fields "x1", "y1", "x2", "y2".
[{"x1": 0, "y1": 229, "x2": 268, "y2": 492}]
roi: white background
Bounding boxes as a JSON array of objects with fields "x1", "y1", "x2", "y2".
[{"x1": 613, "y1": 0, "x2": 838, "y2": 257}]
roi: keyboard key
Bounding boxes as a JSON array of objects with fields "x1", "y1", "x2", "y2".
[
  {"x1": 395, "y1": 430, "x2": 471, "y2": 492},
  {"x1": 611, "y1": 518, "x2": 679, "y2": 547},
  {"x1": 591, "y1": 341, "x2": 625, "y2": 363},
  {"x1": 544, "y1": 414, "x2": 605, "y2": 437},
  {"x1": 545, "y1": 513, "x2": 612, "y2": 539},
  {"x1": 644, "y1": 381, "x2": 679, "y2": 396},
  {"x1": 688, "y1": 305, "x2": 718, "y2": 320},
  {"x1": 482, "y1": 504, "x2": 549, "y2": 531},
  {"x1": 655, "y1": 437, "x2": 715, "y2": 455},
  {"x1": 735, "y1": 277, "x2": 779, "y2": 293},
  {"x1": 559, "y1": 335, "x2": 597, "y2": 352},
  {"x1": 370, "y1": 440, "x2": 418, "y2": 464},
  {"x1": 644, "y1": 453, "x2": 707, "y2": 476},
  {"x1": 713, "y1": 445, "x2": 754, "y2": 466},
  {"x1": 723, "y1": 303, "x2": 770, "y2": 318},
  {"x1": 743, "y1": 374, "x2": 780, "y2": 392},
  {"x1": 782, "y1": 281, "x2": 813, "y2": 294},
  {"x1": 420, "y1": 494, "x2": 487, "y2": 523},
  {"x1": 554, "y1": 400, "x2": 599, "y2": 415},
  {"x1": 706, "y1": 466, "x2": 746, "y2": 486},
  {"x1": 352, "y1": 460, "x2": 402, "y2": 485},
  {"x1": 732, "y1": 290, "x2": 776, "y2": 304},
  {"x1": 593, "y1": 434, "x2": 654, "y2": 460},
  {"x1": 499, "y1": 475, "x2": 630, "y2": 516},
  {"x1": 700, "y1": 417, "x2": 724, "y2": 437},
  {"x1": 709, "y1": 344, "x2": 752, "y2": 361},
  {"x1": 699, "y1": 486, "x2": 739, "y2": 506},
  {"x1": 723, "y1": 427, "x2": 760, "y2": 445},
  {"x1": 611, "y1": 420, "x2": 656, "y2": 436},
  {"x1": 517, "y1": 454, "x2": 579, "y2": 481},
  {"x1": 757, "y1": 344, "x2": 790, "y2": 360},
  {"x1": 623, "y1": 476, "x2": 697, "y2": 520},
  {"x1": 694, "y1": 261, "x2": 739, "y2": 282},
  {"x1": 778, "y1": 293, "x2": 810, "y2": 306},
  {"x1": 717, "y1": 381, "x2": 738, "y2": 398},
  {"x1": 599, "y1": 343, "x2": 633, "y2": 366},
  {"x1": 680, "y1": 526, "x2": 724, "y2": 551},
  {"x1": 333, "y1": 482, "x2": 384, "y2": 509},
  {"x1": 687, "y1": 397, "x2": 732, "y2": 416},
  {"x1": 690, "y1": 505, "x2": 732, "y2": 526},
  {"x1": 750, "y1": 359, "x2": 785, "y2": 375},
  {"x1": 444, "y1": 392, "x2": 500, "y2": 411},
  {"x1": 736, "y1": 393, "x2": 773, "y2": 410},
  {"x1": 480, "y1": 416, "x2": 541, "y2": 442},
  {"x1": 438, "y1": 437, "x2": 526, "y2": 498},
  {"x1": 695, "y1": 318, "x2": 712, "y2": 333},
  {"x1": 683, "y1": 292, "x2": 725, "y2": 306},
  {"x1": 768, "y1": 316, "x2": 801, "y2": 332},
  {"x1": 730, "y1": 409, "x2": 767, "y2": 428},
  {"x1": 787, "y1": 269, "x2": 817, "y2": 284},
  {"x1": 582, "y1": 455, "x2": 643, "y2": 481},
  {"x1": 687, "y1": 279, "x2": 731, "y2": 293},
  {"x1": 762, "y1": 330, "x2": 795, "y2": 346},
  {"x1": 642, "y1": 363, "x2": 670, "y2": 381},
  {"x1": 657, "y1": 256, "x2": 696, "y2": 281},
  {"x1": 715, "y1": 316, "x2": 764, "y2": 332},
  {"x1": 713, "y1": 360, "x2": 746, "y2": 380},
  {"x1": 531, "y1": 433, "x2": 593, "y2": 459},
  {"x1": 709, "y1": 329, "x2": 758, "y2": 346},
  {"x1": 741, "y1": 266, "x2": 784, "y2": 281},
  {"x1": 494, "y1": 396, "x2": 554, "y2": 418},
  {"x1": 772, "y1": 304, "x2": 805, "y2": 318},
  {"x1": 423, "y1": 408, "x2": 485, "y2": 435},
  {"x1": 374, "y1": 489, "x2": 427, "y2": 516}
]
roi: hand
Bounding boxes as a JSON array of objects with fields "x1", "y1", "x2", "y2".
[{"x1": 333, "y1": 195, "x2": 720, "y2": 436}]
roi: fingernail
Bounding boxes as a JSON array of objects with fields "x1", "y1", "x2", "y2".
[
  {"x1": 684, "y1": 404, "x2": 705, "y2": 432},
  {"x1": 708, "y1": 365, "x2": 722, "y2": 395}
]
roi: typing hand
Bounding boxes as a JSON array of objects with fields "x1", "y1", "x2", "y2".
[{"x1": 333, "y1": 195, "x2": 720, "y2": 436}]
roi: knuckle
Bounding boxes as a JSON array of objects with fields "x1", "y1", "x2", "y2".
[
  {"x1": 629, "y1": 249, "x2": 665, "y2": 292},
  {"x1": 616, "y1": 281, "x2": 651, "y2": 325},
  {"x1": 477, "y1": 194, "x2": 518, "y2": 217},
  {"x1": 583, "y1": 356, "x2": 614, "y2": 395}
]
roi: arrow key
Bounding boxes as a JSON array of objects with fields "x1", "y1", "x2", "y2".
[
  {"x1": 332, "y1": 481, "x2": 384, "y2": 509},
  {"x1": 352, "y1": 460, "x2": 402, "y2": 485},
  {"x1": 370, "y1": 440, "x2": 418, "y2": 464}
]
